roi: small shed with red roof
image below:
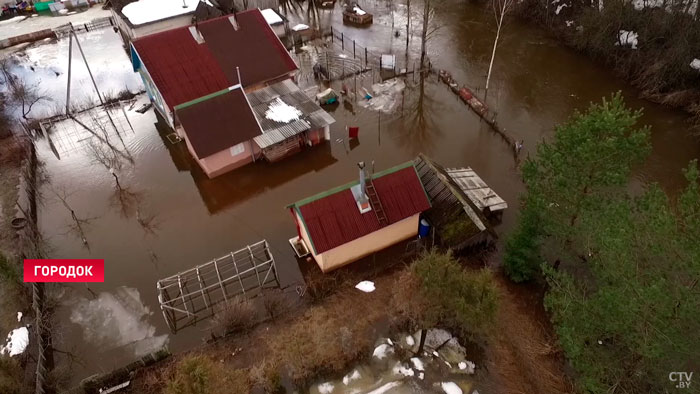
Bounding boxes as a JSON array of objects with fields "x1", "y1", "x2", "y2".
[{"x1": 287, "y1": 162, "x2": 431, "y2": 272}]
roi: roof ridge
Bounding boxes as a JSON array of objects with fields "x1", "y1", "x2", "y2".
[
  {"x1": 132, "y1": 9, "x2": 260, "y2": 43},
  {"x1": 287, "y1": 161, "x2": 416, "y2": 208}
]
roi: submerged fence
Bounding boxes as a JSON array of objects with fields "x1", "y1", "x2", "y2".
[{"x1": 53, "y1": 16, "x2": 114, "y2": 37}]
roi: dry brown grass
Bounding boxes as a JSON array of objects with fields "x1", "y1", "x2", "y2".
[
  {"x1": 210, "y1": 297, "x2": 257, "y2": 337},
  {"x1": 267, "y1": 296, "x2": 377, "y2": 387},
  {"x1": 249, "y1": 359, "x2": 282, "y2": 393},
  {"x1": 163, "y1": 355, "x2": 249, "y2": 394},
  {"x1": 0, "y1": 136, "x2": 28, "y2": 167}
]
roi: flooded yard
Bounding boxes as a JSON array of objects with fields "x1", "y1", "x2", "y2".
[{"x1": 17, "y1": 0, "x2": 699, "y2": 387}]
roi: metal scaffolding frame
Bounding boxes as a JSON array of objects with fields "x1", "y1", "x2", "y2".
[{"x1": 156, "y1": 240, "x2": 280, "y2": 333}]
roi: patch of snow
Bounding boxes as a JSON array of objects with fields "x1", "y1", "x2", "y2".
[
  {"x1": 355, "y1": 281, "x2": 375, "y2": 293},
  {"x1": 0, "y1": 16, "x2": 28, "y2": 25},
  {"x1": 406, "y1": 335, "x2": 415, "y2": 346},
  {"x1": 616, "y1": 30, "x2": 639, "y2": 49},
  {"x1": 353, "y1": 6, "x2": 367, "y2": 15},
  {"x1": 410, "y1": 357, "x2": 425, "y2": 371},
  {"x1": 392, "y1": 362, "x2": 415, "y2": 377},
  {"x1": 440, "y1": 382, "x2": 463, "y2": 394},
  {"x1": 265, "y1": 98, "x2": 302, "y2": 123},
  {"x1": 318, "y1": 382, "x2": 334, "y2": 393},
  {"x1": 458, "y1": 360, "x2": 475, "y2": 374},
  {"x1": 1, "y1": 327, "x2": 29, "y2": 356},
  {"x1": 555, "y1": 3, "x2": 568, "y2": 14},
  {"x1": 292, "y1": 23, "x2": 310, "y2": 31},
  {"x1": 632, "y1": 0, "x2": 664, "y2": 10},
  {"x1": 58, "y1": 8, "x2": 69, "y2": 15},
  {"x1": 366, "y1": 382, "x2": 402, "y2": 394},
  {"x1": 418, "y1": 371, "x2": 425, "y2": 380},
  {"x1": 343, "y1": 369, "x2": 361, "y2": 385},
  {"x1": 16, "y1": 312, "x2": 22, "y2": 322},
  {"x1": 122, "y1": 0, "x2": 210, "y2": 26},
  {"x1": 566, "y1": 20, "x2": 575, "y2": 27},
  {"x1": 372, "y1": 343, "x2": 394, "y2": 359},
  {"x1": 261, "y1": 8, "x2": 283, "y2": 25},
  {"x1": 386, "y1": 338, "x2": 394, "y2": 346},
  {"x1": 690, "y1": 59, "x2": 700, "y2": 71}
]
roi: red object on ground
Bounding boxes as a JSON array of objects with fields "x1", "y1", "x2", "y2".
[
  {"x1": 294, "y1": 164, "x2": 431, "y2": 254},
  {"x1": 459, "y1": 88, "x2": 473, "y2": 101},
  {"x1": 348, "y1": 126, "x2": 359, "y2": 139},
  {"x1": 132, "y1": 9, "x2": 298, "y2": 111}
]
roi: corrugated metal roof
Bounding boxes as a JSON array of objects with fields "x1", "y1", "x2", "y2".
[
  {"x1": 132, "y1": 9, "x2": 297, "y2": 111},
  {"x1": 291, "y1": 163, "x2": 431, "y2": 254},
  {"x1": 248, "y1": 79, "x2": 335, "y2": 148}
]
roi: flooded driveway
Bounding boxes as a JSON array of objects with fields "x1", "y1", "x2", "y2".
[{"x1": 29, "y1": 0, "x2": 699, "y2": 384}]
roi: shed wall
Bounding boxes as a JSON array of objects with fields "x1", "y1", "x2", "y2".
[{"x1": 313, "y1": 214, "x2": 420, "y2": 272}]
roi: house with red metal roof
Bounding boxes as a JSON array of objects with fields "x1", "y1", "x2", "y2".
[
  {"x1": 130, "y1": 9, "x2": 334, "y2": 178},
  {"x1": 287, "y1": 162, "x2": 432, "y2": 272}
]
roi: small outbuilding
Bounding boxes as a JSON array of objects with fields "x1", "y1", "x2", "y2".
[
  {"x1": 414, "y1": 154, "x2": 506, "y2": 250},
  {"x1": 288, "y1": 161, "x2": 431, "y2": 272}
]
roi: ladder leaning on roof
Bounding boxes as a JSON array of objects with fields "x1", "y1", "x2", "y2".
[{"x1": 365, "y1": 178, "x2": 388, "y2": 226}]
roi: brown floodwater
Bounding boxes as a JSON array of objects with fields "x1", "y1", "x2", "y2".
[{"x1": 32, "y1": 0, "x2": 699, "y2": 385}]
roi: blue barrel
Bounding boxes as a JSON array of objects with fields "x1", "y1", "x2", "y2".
[{"x1": 418, "y1": 218, "x2": 430, "y2": 238}]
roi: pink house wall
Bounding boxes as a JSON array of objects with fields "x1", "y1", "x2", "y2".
[{"x1": 180, "y1": 132, "x2": 261, "y2": 178}]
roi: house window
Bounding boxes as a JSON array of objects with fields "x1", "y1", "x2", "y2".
[{"x1": 230, "y1": 143, "x2": 245, "y2": 156}]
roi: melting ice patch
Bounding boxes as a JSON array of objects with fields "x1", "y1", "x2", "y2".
[
  {"x1": 616, "y1": 30, "x2": 639, "y2": 49},
  {"x1": 265, "y1": 98, "x2": 302, "y2": 123},
  {"x1": 343, "y1": 369, "x2": 361, "y2": 385},
  {"x1": 440, "y1": 382, "x2": 463, "y2": 394},
  {"x1": 372, "y1": 343, "x2": 393, "y2": 359},
  {"x1": 366, "y1": 381, "x2": 402, "y2": 394},
  {"x1": 359, "y1": 79, "x2": 406, "y2": 114},
  {"x1": 0, "y1": 327, "x2": 29, "y2": 356},
  {"x1": 69, "y1": 287, "x2": 168, "y2": 357},
  {"x1": 690, "y1": 59, "x2": 700, "y2": 71},
  {"x1": 317, "y1": 382, "x2": 334, "y2": 393}
]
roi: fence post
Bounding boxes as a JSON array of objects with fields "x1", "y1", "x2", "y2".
[
  {"x1": 331, "y1": 26, "x2": 334, "y2": 42},
  {"x1": 84, "y1": 23, "x2": 88, "y2": 32},
  {"x1": 365, "y1": 47, "x2": 368, "y2": 68},
  {"x1": 353, "y1": 40, "x2": 356, "y2": 58},
  {"x1": 341, "y1": 32, "x2": 344, "y2": 50}
]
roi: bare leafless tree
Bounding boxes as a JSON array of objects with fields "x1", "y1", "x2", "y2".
[
  {"x1": 485, "y1": 0, "x2": 516, "y2": 100},
  {"x1": 49, "y1": 187, "x2": 93, "y2": 249},
  {"x1": 0, "y1": 59, "x2": 51, "y2": 120}
]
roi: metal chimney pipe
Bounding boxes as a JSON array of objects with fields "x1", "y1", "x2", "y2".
[{"x1": 358, "y1": 161, "x2": 366, "y2": 193}]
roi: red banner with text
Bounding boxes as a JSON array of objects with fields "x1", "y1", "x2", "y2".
[{"x1": 24, "y1": 259, "x2": 104, "y2": 282}]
